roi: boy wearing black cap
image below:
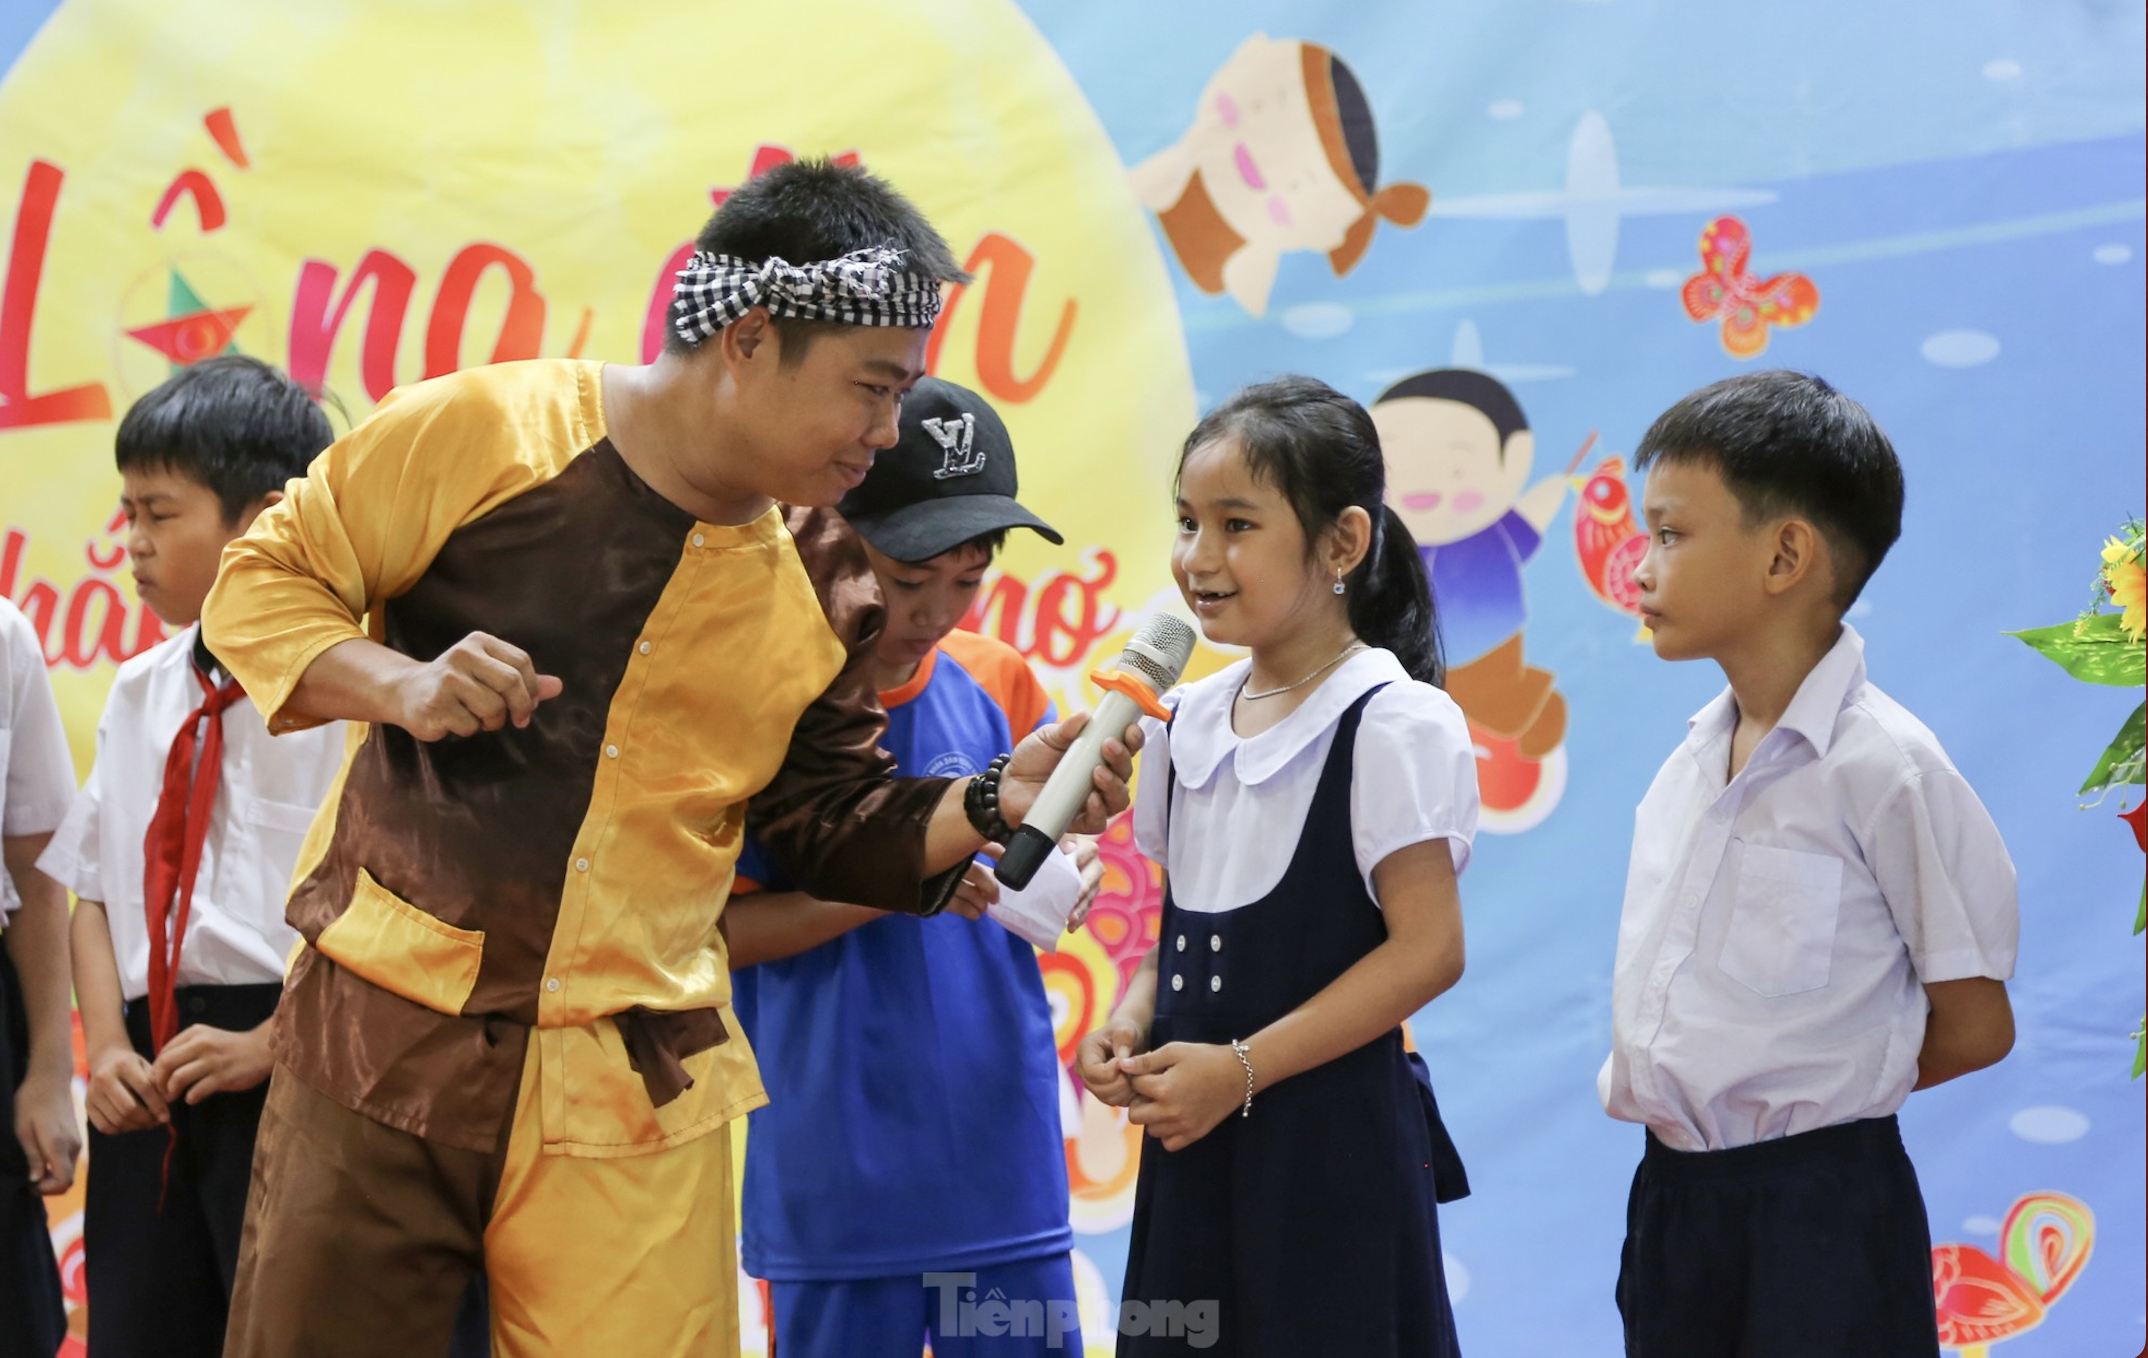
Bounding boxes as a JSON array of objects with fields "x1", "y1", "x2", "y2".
[{"x1": 727, "y1": 376, "x2": 1097, "y2": 1358}]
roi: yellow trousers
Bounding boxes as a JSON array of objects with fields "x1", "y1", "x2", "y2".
[{"x1": 487, "y1": 1040, "x2": 742, "y2": 1357}]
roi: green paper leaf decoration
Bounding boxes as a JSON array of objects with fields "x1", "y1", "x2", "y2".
[
  {"x1": 2016, "y1": 523, "x2": 2146, "y2": 1078},
  {"x1": 2007, "y1": 617, "x2": 2148, "y2": 687},
  {"x1": 2080, "y1": 703, "x2": 2147, "y2": 793}
]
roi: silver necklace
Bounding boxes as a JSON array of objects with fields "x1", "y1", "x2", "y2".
[{"x1": 1239, "y1": 642, "x2": 1368, "y2": 701}]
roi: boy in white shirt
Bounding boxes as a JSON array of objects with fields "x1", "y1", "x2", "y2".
[
  {"x1": 37, "y1": 357, "x2": 343, "y2": 1358},
  {"x1": 1600, "y1": 370, "x2": 2017, "y2": 1358},
  {"x1": 2, "y1": 597, "x2": 82, "y2": 1354}
]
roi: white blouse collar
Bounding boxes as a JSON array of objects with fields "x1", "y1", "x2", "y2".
[{"x1": 1168, "y1": 647, "x2": 1411, "y2": 790}]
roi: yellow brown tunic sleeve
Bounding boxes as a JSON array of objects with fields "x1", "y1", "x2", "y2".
[
  {"x1": 200, "y1": 359, "x2": 953, "y2": 1155},
  {"x1": 746, "y1": 505, "x2": 966, "y2": 918},
  {"x1": 202, "y1": 371, "x2": 563, "y2": 731}
]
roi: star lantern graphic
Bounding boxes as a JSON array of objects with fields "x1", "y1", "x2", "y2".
[{"x1": 124, "y1": 268, "x2": 250, "y2": 370}]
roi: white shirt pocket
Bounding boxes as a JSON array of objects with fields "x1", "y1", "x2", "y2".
[
  {"x1": 1720, "y1": 843, "x2": 1844, "y2": 997},
  {"x1": 245, "y1": 796, "x2": 321, "y2": 838},
  {"x1": 241, "y1": 795, "x2": 324, "y2": 885}
]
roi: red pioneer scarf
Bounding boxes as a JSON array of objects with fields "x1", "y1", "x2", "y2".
[{"x1": 141, "y1": 659, "x2": 245, "y2": 1058}]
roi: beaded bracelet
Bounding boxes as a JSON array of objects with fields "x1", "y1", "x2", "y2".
[
  {"x1": 964, "y1": 752, "x2": 1016, "y2": 844},
  {"x1": 1229, "y1": 1039, "x2": 1255, "y2": 1118}
]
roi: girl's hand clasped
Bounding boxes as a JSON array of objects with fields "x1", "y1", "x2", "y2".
[
  {"x1": 1119, "y1": 1041, "x2": 1248, "y2": 1152},
  {"x1": 1075, "y1": 1018, "x2": 1148, "y2": 1107}
]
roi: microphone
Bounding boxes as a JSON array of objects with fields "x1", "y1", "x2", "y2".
[{"x1": 994, "y1": 613, "x2": 1198, "y2": 890}]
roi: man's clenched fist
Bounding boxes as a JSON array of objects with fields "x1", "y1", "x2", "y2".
[{"x1": 391, "y1": 632, "x2": 563, "y2": 740}]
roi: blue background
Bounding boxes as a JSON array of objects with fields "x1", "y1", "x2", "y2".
[{"x1": 1021, "y1": 3, "x2": 2145, "y2": 1354}]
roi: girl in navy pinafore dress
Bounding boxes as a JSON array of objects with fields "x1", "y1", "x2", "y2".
[{"x1": 1078, "y1": 377, "x2": 1477, "y2": 1357}]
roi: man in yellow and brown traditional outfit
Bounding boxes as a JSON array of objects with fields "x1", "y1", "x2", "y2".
[{"x1": 201, "y1": 161, "x2": 1137, "y2": 1358}]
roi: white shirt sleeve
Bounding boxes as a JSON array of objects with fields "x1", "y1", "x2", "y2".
[
  {"x1": 1350, "y1": 681, "x2": 1480, "y2": 901},
  {"x1": 3, "y1": 604, "x2": 77, "y2": 838},
  {"x1": 34, "y1": 724, "x2": 106, "y2": 906},
  {"x1": 1131, "y1": 704, "x2": 1178, "y2": 871},
  {"x1": 1864, "y1": 767, "x2": 2018, "y2": 983}
]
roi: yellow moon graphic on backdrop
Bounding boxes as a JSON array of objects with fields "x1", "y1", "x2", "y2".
[
  {"x1": 2, "y1": 2, "x2": 1193, "y2": 1351},
  {"x1": 0, "y1": 0, "x2": 1196, "y2": 751}
]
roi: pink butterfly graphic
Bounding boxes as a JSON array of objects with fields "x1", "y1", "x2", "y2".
[{"x1": 1681, "y1": 216, "x2": 1818, "y2": 359}]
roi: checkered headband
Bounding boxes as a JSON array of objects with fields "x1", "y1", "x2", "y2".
[{"x1": 670, "y1": 245, "x2": 944, "y2": 344}]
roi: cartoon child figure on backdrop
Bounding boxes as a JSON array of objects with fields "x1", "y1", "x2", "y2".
[
  {"x1": 1131, "y1": 32, "x2": 1430, "y2": 316},
  {"x1": 1374, "y1": 369, "x2": 1571, "y2": 829}
]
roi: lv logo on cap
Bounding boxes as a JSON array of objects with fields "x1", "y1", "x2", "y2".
[{"x1": 923, "y1": 413, "x2": 986, "y2": 479}]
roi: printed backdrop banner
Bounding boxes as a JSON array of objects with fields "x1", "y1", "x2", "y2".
[{"x1": 2, "y1": 1, "x2": 2143, "y2": 1354}]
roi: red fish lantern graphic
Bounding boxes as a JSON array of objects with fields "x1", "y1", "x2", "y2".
[
  {"x1": 1570, "y1": 456, "x2": 1650, "y2": 639},
  {"x1": 1681, "y1": 216, "x2": 1818, "y2": 359},
  {"x1": 1931, "y1": 1191, "x2": 2093, "y2": 1356}
]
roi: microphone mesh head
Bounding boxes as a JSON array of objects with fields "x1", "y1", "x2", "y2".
[{"x1": 1115, "y1": 614, "x2": 1198, "y2": 693}]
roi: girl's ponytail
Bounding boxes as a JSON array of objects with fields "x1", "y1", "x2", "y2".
[{"x1": 1347, "y1": 503, "x2": 1443, "y2": 686}]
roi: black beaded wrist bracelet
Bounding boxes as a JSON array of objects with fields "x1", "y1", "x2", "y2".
[{"x1": 964, "y1": 752, "x2": 1017, "y2": 843}]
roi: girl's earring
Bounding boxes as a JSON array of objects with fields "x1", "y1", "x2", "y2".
[{"x1": 1332, "y1": 567, "x2": 1347, "y2": 596}]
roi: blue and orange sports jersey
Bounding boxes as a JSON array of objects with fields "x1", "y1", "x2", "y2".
[{"x1": 733, "y1": 628, "x2": 1072, "y2": 1279}]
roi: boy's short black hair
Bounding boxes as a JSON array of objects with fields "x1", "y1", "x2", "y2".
[
  {"x1": 114, "y1": 356, "x2": 334, "y2": 523},
  {"x1": 1635, "y1": 370, "x2": 1904, "y2": 607},
  {"x1": 666, "y1": 159, "x2": 970, "y2": 363},
  {"x1": 909, "y1": 529, "x2": 1007, "y2": 567}
]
